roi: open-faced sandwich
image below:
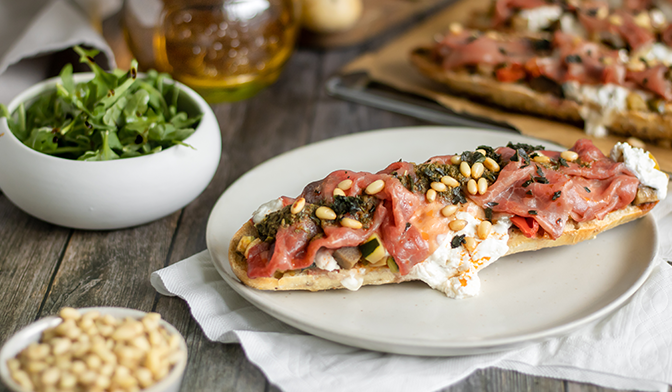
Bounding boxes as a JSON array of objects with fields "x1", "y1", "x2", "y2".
[
  {"x1": 411, "y1": 24, "x2": 672, "y2": 143},
  {"x1": 229, "y1": 140, "x2": 667, "y2": 299}
]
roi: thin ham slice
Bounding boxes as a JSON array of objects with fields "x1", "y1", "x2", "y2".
[{"x1": 468, "y1": 139, "x2": 638, "y2": 239}]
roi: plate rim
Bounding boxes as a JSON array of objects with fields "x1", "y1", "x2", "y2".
[{"x1": 206, "y1": 126, "x2": 660, "y2": 356}]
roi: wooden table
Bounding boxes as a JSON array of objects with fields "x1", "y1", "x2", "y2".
[{"x1": 0, "y1": 11, "x2": 644, "y2": 392}]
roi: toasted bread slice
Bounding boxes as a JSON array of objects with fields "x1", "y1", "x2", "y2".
[
  {"x1": 228, "y1": 203, "x2": 651, "y2": 291},
  {"x1": 409, "y1": 47, "x2": 672, "y2": 142}
]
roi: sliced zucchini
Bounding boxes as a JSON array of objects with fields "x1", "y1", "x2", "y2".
[
  {"x1": 359, "y1": 233, "x2": 386, "y2": 263},
  {"x1": 236, "y1": 236, "x2": 256, "y2": 254},
  {"x1": 387, "y1": 256, "x2": 399, "y2": 273}
]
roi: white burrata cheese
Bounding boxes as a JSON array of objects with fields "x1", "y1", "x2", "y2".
[
  {"x1": 610, "y1": 142, "x2": 669, "y2": 199},
  {"x1": 560, "y1": 13, "x2": 587, "y2": 38},
  {"x1": 519, "y1": 5, "x2": 563, "y2": 31},
  {"x1": 563, "y1": 82, "x2": 631, "y2": 137},
  {"x1": 407, "y1": 211, "x2": 511, "y2": 299},
  {"x1": 637, "y1": 43, "x2": 672, "y2": 66},
  {"x1": 251, "y1": 198, "x2": 284, "y2": 224},
  {"x1": 341, "y1": 270, "x2": 364, "y2": 291},
  {"x1": 315, "y1": 248, "x2": 340, "y2": 271}
]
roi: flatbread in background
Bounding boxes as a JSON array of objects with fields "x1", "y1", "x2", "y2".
[{"x1": 341, "y1": 0, "x2": 672, "y2": 173}]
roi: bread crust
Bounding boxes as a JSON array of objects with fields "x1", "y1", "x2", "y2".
[
  {"x1": 409, "y1": 47, "x2": 672, "y2": 142},
  {"x1": 228, "y1": 203, "x2": 652, "y2": 291}
]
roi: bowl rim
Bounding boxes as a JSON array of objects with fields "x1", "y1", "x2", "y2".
[
  {"x1": 1, "y1": 72, "x2": 211, "y2": 165},
  {"x1": 0, "y1": 306, "x2": 188, "y2": 392}
]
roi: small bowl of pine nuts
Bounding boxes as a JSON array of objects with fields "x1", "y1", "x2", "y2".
[{"x1": 0, "y1": 307, "x2": 187, "y2": 392}]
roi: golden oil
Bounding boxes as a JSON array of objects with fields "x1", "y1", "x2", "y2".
[{"x1": 128, "y1": 0, "x2": 300, "y2": 103}]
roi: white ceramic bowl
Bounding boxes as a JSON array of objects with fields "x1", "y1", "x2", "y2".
[
  {"x1": 0, "y1": 307, "x2": 188, "y2": 392},
  {"x1": 0, "y1": 73, "x2": 221, "y2": 230}
]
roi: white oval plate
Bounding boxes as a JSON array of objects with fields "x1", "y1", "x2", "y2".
[{"x1": 206, "y1": 127, "x2": 658, "y2": 356}]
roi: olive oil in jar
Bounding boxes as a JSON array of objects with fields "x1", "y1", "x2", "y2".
[{"x1": 152, "y1": 0, "x2": 300, "y2": 102}]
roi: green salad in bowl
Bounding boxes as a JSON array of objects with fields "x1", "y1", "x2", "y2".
[
  {"x1": 1, "y1": 46, "x2": 201, "y2": 161},
  {"x1": 0, "y1": 46, "x2": 221, "y2": 230}
]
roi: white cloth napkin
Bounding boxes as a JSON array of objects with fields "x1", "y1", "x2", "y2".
[
  {"x1": 151, "y1": 188, "x2": 672, "y2": 392},
  {"x1": 0, "y1": 0, "x2": 118, "y2": 104}
]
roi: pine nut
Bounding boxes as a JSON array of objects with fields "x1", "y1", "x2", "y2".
[
  {"x1": 441, "y1": 176, "x2": 460, "y2": 187},
  {"x1": 464, "y1": 237, "x2": 477, "y2": 253},
  {"x1": 533, "y1": 154, "x2": 550, "y2": 164},
  {"x1": 441, "y1": 205, "x2": 458, "y2": 217},
  {"x1": 449, "y1": 219, "x2": 467, "y2": 231},
  {"x1": 340, "y1": 217, "x2": 363, "y2": 229},
  {"x1": 471, "y1": 162, "x2": 485, "y2": 179},
  {"x1": 100, "y1": 363, "x2": 115, "y2": 376},
  {"x1": 52, "y1": 338, "x2": 71, "y2": 356},
  {"x1": 168, "y1": 334, "x2": 181, "y2": 350},
  {"x1": 449, "y1": 22, "x2": 463, "y2": 34},
  {"x1": 85, "y1": 353, "x2": 102, "y2": 369},
  {"x1": 477, "y1": 178, "x2": 488, "y2": 195},
  {"x1": 79, "y1": 317, "x2": 94, "y2": 330},
  {"x1": 484, "y1": 157, "x2": 500, "y2": 172},
  {"x1": 609, "y1": 14, "x2": 623, "y2": 25},
  {"x1": 315, "y1": 206, "x2": 337, "y2": 220},
  {"x1": 79, "y1": 370, "x2": 97, "y2": 385},
  {"x1": 7, "y1": 358, "x2": 20, "y2": 372},
  {"x1": 145, "y1": 349, "x2": 162, "y2": 376},
  {"x1": 71, "y1": 360, "x2": 86, "y2": 375},
  {"x1": 430, "y1": 181, "x2": 447, "y2": 192},
  {"x1": 142, "y1": 317, "x2": 159, "y2": 332},
  {"x1": 42, "y1": 367, "x2": 61, "y2": 385},
  {"x1": 460, "y1": 162, "x2": 471, "y2": 178},
  {"x1": 560, "y1": 150, "x2": 579, "y2": 162},
  {"x1": 136, "y1": 367, "x2": 154, "y2": 388},
  {"x1": 476, "y1": 149, "x2": 487, "y2": 155},
  {"x1": 60, "y1": 307, "x2": 81, "y2": 321},
  {"x1": 95, "y1": 374, "x2": 111, "y2": 389},
  {"x1": 102, "y1": 314, "x2": 118, "y2": 326},
  {"x1": 467, "y1": 179, "x2": 478, "y2": 195},
  {"x1": 82, "y1": 311, "x2": 100, "y2": 323},
  {"x1": 426, "y1": 189, "x2": 437, "y2": 202},
  {"x1": 59, "y1": 371, "x2": 77, "y2": 389},
  {"x1": 85, "y1": 325, "x2": 100, "y2": 336},
  {"x1": 365, "y1": 179, "x2": 385, "y2": 195},
  {"x1": 131, "y1": 336, "x2": 151, "y2": 352},
  {"x1": 478, "y1": 221, "x2": 492, "y2": 239},
  {"x1": 26, "y1": 343, "x2": 50, "y2": 360},
  {"x1": 11, "y1": 370, "x2": 33, "y2": 389},
  {"x1": 450, "y1": 155, "x2": 461, "y2": 165},
  {"x1": 290, "y1": 197, "x2": 305, "y2": 214},
  {"x1": 112, "y1": 325, "x2": 137, "y2": 341},
  {"x1": 333, "y1": 188, "x2": 346, "y2": 197},
  {"x1": 27, "y1": 360, "x2": 48, "y2": 373},
  {"x1": 337, "y1": 179, "x2": 353, "y2": 190},
  {"x1": 98, "y1": 324, "x2": 113, "y2": 337}
]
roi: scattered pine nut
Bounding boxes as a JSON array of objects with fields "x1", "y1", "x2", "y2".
[
  {"x1": 315, "y1": 206, "x2": 337, "y2": 220},
  {"x1": 441, "y1": 205, "x2": 458, "y2": 217},
  {"x1": 467, "y1": 179, "x2": 478, "y2": 195},
  {"x1": 560, "y1": 150, "x2": 579, "y2": 162},
  {"x1": 337, "y1": 179, "x2": 353, "y2": 190},
  {"x1": 449, "y1": 219, "x2": 467, "y2": 231},
  {"x1": 365, "y1": 179, "x2": 385, "y2": 195},
  {"x1": 291, "y1": 197, "x2": 306, "y2": 214},
  {"x1": 340, "y1": 217, "x2": 363, "y2": 229}
]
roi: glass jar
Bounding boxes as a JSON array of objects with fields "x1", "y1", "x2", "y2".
[{"x1": 123, "y1": 0, "x2": 300, "y2": 103}]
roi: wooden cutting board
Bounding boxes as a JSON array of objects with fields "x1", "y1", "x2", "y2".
[{"x1": 300, "y1": 0, "x2": 454, "y2": 48}]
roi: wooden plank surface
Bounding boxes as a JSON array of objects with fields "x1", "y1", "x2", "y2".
[
  {"x1": 0, "y1": 6, "x2": 659, "y2": 392},
  {"x1": 300, "y1": 0, "x2": 452, "y2": 48}
]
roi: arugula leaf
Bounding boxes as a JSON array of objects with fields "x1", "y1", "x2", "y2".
[{"x1": 0, "y1": 46, "x2": 201, "y2": 160}]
